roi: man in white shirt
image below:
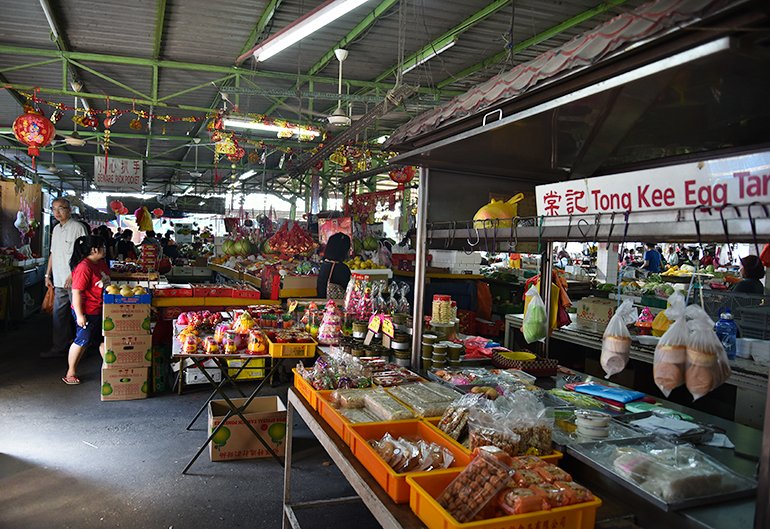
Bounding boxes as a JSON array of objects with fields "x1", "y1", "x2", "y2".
[{"x1": 43, "y1": 197, "x2": 88, "y2": 357}]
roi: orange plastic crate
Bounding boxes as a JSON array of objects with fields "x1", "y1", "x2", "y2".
[
  {"x1": 267, "y1": 336, "x2": 317, "y2": 358},
  {"x1": 316, "y1": 390, "x2": 394, "y2": 445},
  {"x1": 407, "y1": 468, "x2": 601, "y2": 529},
  {"x1": 422, "y1": 417, "x2": 564, "y2": 465},
  {"x1": 292, "y1": 369, "x2": 319, "y2": 410},
  {"x1": 347, "y1": 420, "x2": 472, "y2": 504}
]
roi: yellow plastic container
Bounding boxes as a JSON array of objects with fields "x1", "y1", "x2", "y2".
[
  {"x1": 267, "y1": 336, "x2": 317, "y2": 358},
  {"x1": 407, "y1": 468, "x2": 601, "y2": 529},
  {"x1": 421, "y1": 418, "x2": 564, "y2": 465},
  {"x1": 348, "y1": 420, "x2": 472, "y2": 504}
]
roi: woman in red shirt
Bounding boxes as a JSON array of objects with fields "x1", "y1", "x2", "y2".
[{"x1": 63, "y1": 235, "x2": 110, "y2": 385}]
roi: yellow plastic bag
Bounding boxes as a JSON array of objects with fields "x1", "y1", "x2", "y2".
[{"x1": 651, "y1": 310, "x2": 671, "y2": 337}]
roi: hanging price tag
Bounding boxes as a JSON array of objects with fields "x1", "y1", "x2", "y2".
[
  {"x1": 288, "y1": 300, "x2": 298, "y2": 313},
  {"x1": 367, "y1": 313, "x2": 382, "y2": 333},
  {"x1": 381, "y1": 316, "x2": 395, "y2": 339}
]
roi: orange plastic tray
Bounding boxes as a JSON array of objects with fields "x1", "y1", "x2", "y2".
[
  {"x1": 292, "y1": 369, "x2": 319, "y2": 410},
  {"x1": 317, "y1": 390, "x2": 397, "y2": 445},
  {"x1": 407, "y1": 468, "x2": 601, "y2": 529},
  {"x1": 347, "y1": 420, "x2": 472, "y2": 504},
  {"x1": 422, "y1": 417, "x2": 564, "y2": 465}
]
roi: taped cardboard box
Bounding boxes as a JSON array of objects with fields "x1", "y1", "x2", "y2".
[
  {"x1": 103, "y1": 334, "x2": 152, "y2": 367},
  {"x1": 101, "y1": 365, "x2": 149, "y2": 401},
  {"x1": 208, "y1": 397, "x2": 286, "y2": 461},
  {"x1": 103, "y1": 303, "x2": 151, "y2": 336}
]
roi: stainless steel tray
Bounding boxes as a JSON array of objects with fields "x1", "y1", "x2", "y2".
[
  {"x1": 567, "y1": 437, "x2": 757, "y2": 511},
  {"x1": 551, "y1": 408, "x2": 647, "y2": 449}
]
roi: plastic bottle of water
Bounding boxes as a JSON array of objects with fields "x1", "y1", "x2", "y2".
[{"x1": 714, "y1": 310, "x2": 738, "y2": 360}]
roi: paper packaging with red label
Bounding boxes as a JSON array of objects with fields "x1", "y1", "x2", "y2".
[
  {"x1": 103, "y1": 303, "x2": 151, "y2": 336},
  {"x1": 103, "y1": 334, "x2": 152, "y2": 367},
  {"x1": 208, "y1": 397, "x2": 287, "y2": 461},
  {"x1": 100, "y1": 365, "x2": 149, "y2": 401}
]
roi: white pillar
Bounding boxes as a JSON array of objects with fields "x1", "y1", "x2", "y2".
[{"x1": 596, "y1": 243, "x2": 619, "y2": 285}]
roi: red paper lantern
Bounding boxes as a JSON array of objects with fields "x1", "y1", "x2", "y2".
[
  {"x1": 152, "y1": 208, "x2": 164, "y2": 218},
  {"x1": 110, "y1": 200, "x2": 124, "y2": 213},
  {"x1": 389, "y1": 166, "x2": 415, "y2": 187},
  {"x1": 12, "y1": 107, "x2": 55, "y2": 169},
  {"x1": 119, "y1": 206, "x2": 129, "y2": 215}
]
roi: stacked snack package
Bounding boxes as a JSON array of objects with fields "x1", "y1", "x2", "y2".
[
  {"x1": 317, "y1": 299, "x2": 342, "y2": 345},
  {"x1": 438, "y1": 446, "x2": 594, "y2": 523},
  {"x1": 600, "y1": 299, "x2": 637, "y2": 378},
  {"x1": 386, "y1": 382, "x2": 460, "y2": 417},
  {"x1": 438, "y1": 393, "x2": 485, "y2": 444},
  {"x1": 653, "y1": 293, "x2": 688, "y2": 396},
  {"x1": 685, "y1": 305, "x2": 732, "y2": 400},
  {"x1": 370, "y1": 433, "x2": 454, "y2": 472},
  {"x1": 467, "y1": 390, "x2": 553, "y2": 457}
]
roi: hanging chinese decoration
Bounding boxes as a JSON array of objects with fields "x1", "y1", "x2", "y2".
[
  {"x1": 109, "y1": 200, "x2": 124, "y2": 215},
  {"x1": 389, "y1": 165, "x2": 415, "y2": 188},
  {"x1": 12, "y1": 106, "x2": 55, "y2": 170},
  {"x1": 152, "y1": 208, "x2": 164, "y2": 218}
]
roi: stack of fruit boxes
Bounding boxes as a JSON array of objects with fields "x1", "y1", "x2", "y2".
[{"x1": 101, "y1": 286, "x2": 152, "y2": 401}]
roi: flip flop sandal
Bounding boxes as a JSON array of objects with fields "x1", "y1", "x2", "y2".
[{"x1": 62, "y1": 376, "x2": 81, "y2": 385}]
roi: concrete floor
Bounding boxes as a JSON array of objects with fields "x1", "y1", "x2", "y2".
[{"x1": 0, "y1": 313, "x2": 380, "y2": 529}]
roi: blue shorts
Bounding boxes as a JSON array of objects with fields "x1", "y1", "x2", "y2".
[{"x1": 71, "y1": 310, "x2": 102, "y2": 347}]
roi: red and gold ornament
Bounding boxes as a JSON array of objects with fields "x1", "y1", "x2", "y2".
[{"x1": 12, "y1": 106, "x2": 55, "y2": 169}]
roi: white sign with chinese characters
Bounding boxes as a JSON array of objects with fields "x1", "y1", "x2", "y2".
[
  {"x1": 536, "y1": 151, "x2": 770, "y2": 217},
  {"x1": 94, "y1": 157, "x2": 143, "y2": 189}
]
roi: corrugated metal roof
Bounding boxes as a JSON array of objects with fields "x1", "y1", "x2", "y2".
[{"x1": 0, "y1": 0, "x2": 663, "y2": 191}]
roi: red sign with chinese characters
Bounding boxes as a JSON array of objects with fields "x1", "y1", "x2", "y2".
[{"x1": 536, "y1": 151, "x2": 770, "y2": 216}]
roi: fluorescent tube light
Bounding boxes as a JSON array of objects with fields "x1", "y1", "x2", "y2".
[
  {"x1": 239, "y1": 169, "x2": 257, "y2": 181},
  {"x1": 249, "y1": 0, "x2": 371, "y2": 62},
  {"x1": 402, "y1": 39, "x2": 456, "y2": 74},
  {"x1": 223, "y1": 118, "x2": 320, "y2": 138}
]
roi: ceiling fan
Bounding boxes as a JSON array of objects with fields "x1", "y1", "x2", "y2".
[{"x1": 328, "y1": 49, "x2": 352, "y2": 127}]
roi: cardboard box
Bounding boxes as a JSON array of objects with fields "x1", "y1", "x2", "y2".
[
  {"x1": 227, "y1": 358, "x2": 267, "y2": 380},
  {"x1": 208, "y1": 397, "x2": 286, "y2": 461},
  {"x1": 103, "y1": 292, "x2": 152, "y2": 304},
  {"x1": 152, "y1": 284, "x2": 193, "y2": 297},
  {"x1": 184, "y1": 367, "x2": 222, "y2": 385},
  {"x1": 575, "y1": 297, "x2": 616, "y2": 326},
  {"x1": 103, "y1": 334, "x2": 152, "y2": 367},
  {"x1": 100, "y1": 365, "x2": 149, "y2": 401},
  {"x1": 102, "y1": 303, "x2": 151, "y2": 336}
]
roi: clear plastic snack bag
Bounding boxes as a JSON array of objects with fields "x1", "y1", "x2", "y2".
[
  {"x1": 522, "y1": 285, "x2": 548, "y2": 343},
  {"x1": 502, "y1": 389, "x2": 554, "y2": 456},
  {"x1": 468, "y1": 398, "x2": 522, "y2": 456},
  {"x1": 653, "y1": 293, "x2": 688, "y2": 397},
  {"x1": 601, "y1": 299, "x2": 637, "y2": 378},
  {"x1": 685, "y1": 305, "x2": 732, "y2": 400}
]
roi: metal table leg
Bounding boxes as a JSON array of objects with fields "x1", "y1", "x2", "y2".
[
  {"x1": 182, "y1": 358, "x2": 285, "y2": 474},
  {"x1": 185, "y1": 357, "x2": 250, "y2": 430},
  {"x1": 282, "y1": 395, "x2": 295, "y2": 529}
]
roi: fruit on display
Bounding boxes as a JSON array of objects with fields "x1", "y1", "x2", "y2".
[
  {"x1": 362, "y1": 235, "x2": 379, "y2": 251},
  {"x1": 106, "y1": 283, "x2": 147, "y2": 296},
  {"x1": 345, "y1": 256, "x2": 386, "y2": 270},
  {"x1": 264, "y1": 221, "x2": 316, "y2": 256},
  {"x1": 264, "y1": 329, "x2": 314, "y2": 344},
  {"x1": 221, "y1": 236, "x2": 257, "y2": 257},
  {"x1": 111, "y1": 261, "x2": 149, "y2": 274}
]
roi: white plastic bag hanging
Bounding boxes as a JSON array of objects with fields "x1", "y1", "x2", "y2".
[
  {"x1": 685, "y1": 304, "x2": 732, "y2": 400},
  {"x1": 521, "y1": 285, "x2": 548, "y2": 343},
  {"x1": 653, "y1": 293, "x2": 688, "y2": 397},
  {"x1": 601, "y1": 299, "x2": 637, "y2": 378}
]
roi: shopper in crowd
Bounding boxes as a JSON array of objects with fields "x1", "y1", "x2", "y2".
[
  {"x1": 93, "y1": 225, "x2": 116, "y2": 260},
  {"x1": 622, "y1": 248, "x2": 636, "y2": 267},
  {"x1": 642, "y1": 242, "x2": 662, "y2": 273},
  {"x1": 161, "y1": 231, "x2": 180, "y2": 261},
  {"x1": 732, "y1": 255, "x2": 766, "y2": 295},
  {"x1": 63, "y1": 235, "x2": 110, "y2": 384},
  {"x1": 666, "y1": 246, "x2": 679, "y2": 267},
  {"x1": 700, "y1": 248, "x2": 715, "y2": 268},
  {"x1": 116, "y1": 229, "x2": 138, "y2": 260},
  {"x1": 554, "y1": 246, "x2": 571, "y2": 268},
  {"x1": 317, "y1": 232, "x2": 351, "y2": 299},
  {"x1": 44, "y1": 197, "x2": 89, "y2": 358}
]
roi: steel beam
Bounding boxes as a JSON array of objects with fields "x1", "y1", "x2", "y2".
[
  {"x1": 436, "y1": 0, "x2": 628, "y2": 89},
  {"x1": 376, "y1": 0, "x2": 510, "y2": 83},
  {"x1": 0, "y1": 58, "x2": 60, "y2": 75},
  {"x1": 153, "y1": 0, "x2": 168, "y2": 60},
  {"x1": 238, "y1": 0, "x2": 285, "y2": 59},
  {"x1": 0, "y1": 44, "x2": 457, "y2": 96},
  {"x1": 68, "y1": 59, "x2": 152, "y2": 101},
  {"x1": 263, "y1": 0, "x2": 400, "y2": 115}
]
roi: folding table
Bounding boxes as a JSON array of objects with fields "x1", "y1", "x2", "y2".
[{"x1": 172, "y1": 350, "x2": 286, "y2": 473}]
